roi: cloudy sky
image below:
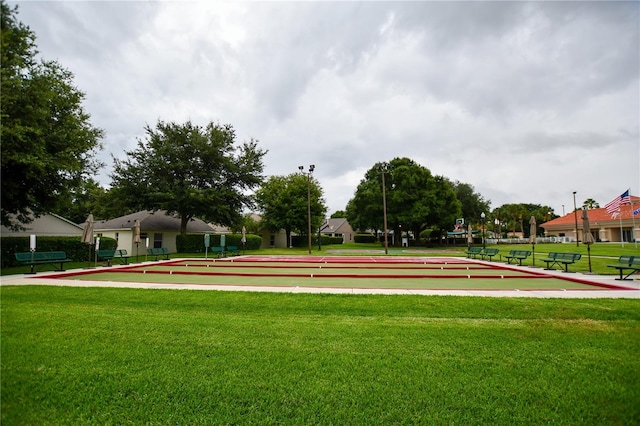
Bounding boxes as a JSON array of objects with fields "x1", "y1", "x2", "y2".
[{"x1": 11, "y1": 1, "x2": 639, "y2": 218}]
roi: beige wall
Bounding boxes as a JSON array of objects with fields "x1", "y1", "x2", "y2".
[{"x1": 95, "y1": 230, "x2": 182, "y2": 254}]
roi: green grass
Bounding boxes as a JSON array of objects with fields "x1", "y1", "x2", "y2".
[{"x1": 2, "y1": 286, "x2": 639, "y2": 425}]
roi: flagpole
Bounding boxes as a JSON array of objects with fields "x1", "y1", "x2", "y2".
[
  {"x1": 630, "y1": 188, "x2": 637, "y2": 248},
  {"x1": 619, "y1": 209, "x2": 624, "y2": 248}
]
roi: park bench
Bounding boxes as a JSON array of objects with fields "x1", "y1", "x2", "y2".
[
  {"x1": 97, "y1": 249, "x2": 116, "y2": 266},
  {"x1": 147, "y1": 247, "x2": 170, "y2": 261},
  {"x1": 540, "y1": 252, "x2": 581, "y2": 272},
  {"x1": 504, "y1": 250, "x2": 532, "y2": 266},
  {"x1": 15, "y1": 251, "x2": 72, "y2": 274},
  {"x1": 209, "y1": 247, "x2": 225, "y2": 258},
  {"x1": 114, "y1": 249, "x2": 130, "y2": 265},
  {"x1": 607, "y1": 255, "x2": 640, "y2": 281},
  {"x1": 466, "y1": 247, "x2": 483, "y2": 259},
  {"x1": 225, "y1": 245, "x2": 240, "y2": 256},
  {"x1": 480, "y1": 248, "x2": 499, "y2": 261}
]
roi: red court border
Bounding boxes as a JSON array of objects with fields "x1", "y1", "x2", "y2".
[{"x1": 37, "y1": 256, "x2": 638, "y2": 291}]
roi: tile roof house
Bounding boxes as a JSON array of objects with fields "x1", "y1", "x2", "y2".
[
  {"x1": 541, "y1": 196, "x2": 640, "y2": 243},
  {"x1": 93, "y1": 210, "x2": 214, "y2": 255}
]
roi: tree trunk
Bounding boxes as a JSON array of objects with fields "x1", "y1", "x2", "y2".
[{"x1": 180, "y1": 215, "x2": 189, "y2": 235}]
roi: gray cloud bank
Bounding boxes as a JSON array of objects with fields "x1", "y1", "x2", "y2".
[{"x1": 12, "y1": 1, "x2": 639, "y2": 216}]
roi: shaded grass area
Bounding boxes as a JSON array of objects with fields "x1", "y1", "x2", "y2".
[{"x1": 2, "y1": 286, "x2": 639, "y2": 425}]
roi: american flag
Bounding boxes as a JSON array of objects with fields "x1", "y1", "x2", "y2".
[{"x1": 605, "y1": 189, "x2": 631, "y2": 214}]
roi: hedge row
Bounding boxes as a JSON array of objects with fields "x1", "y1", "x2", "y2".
[
  {"x1": 1, "y1": 236, "x2": 117, "y2": 268},
  {"x1": 289, "y1": 235, "x2": 344, "y2": 248},
  {"x1": 354, "y1": 234, "x2": 377, "y2": 243},
  {"x1": 176, "y1": 234, "x2": 263, "y2": 253}
]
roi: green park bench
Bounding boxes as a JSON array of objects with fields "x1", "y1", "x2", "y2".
[
  {"x1": 15, "y1": 251, "x2": 72, "y2": 274},
  {"x1": 97, "y1": 249, "x2": 116, "y2": 266},
  {"x1": 466, "y1": 247, "x2": 483, "y2": 259},
  {"x1": 479, "y1": 248, "x2": 499, "y2": 261},
  {"x1": 147, "y1": 247, "x2": 170, "y2": 261},
  {"x1": 607, "y1": 255, "x2": 640, "y2": 281},
  {"x1": 540, "y1": 252, "x2": 581, "y2": 272},
  {"x1": 114, "y1": 249, "x2": 130, "y2": 265},
  {"x1": 225, "y1": 245, "x2": 240, "y2": 256},
  {"x1": 504, "y1": 250, "x2": 532, "y2": 266},
  {"x1": 210, "y1": 247, "x2": 225, "y2": 258}
]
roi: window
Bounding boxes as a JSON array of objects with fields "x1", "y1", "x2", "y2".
[{"x1": 154, "y1": 233, "x2": 163, "y2": 248}]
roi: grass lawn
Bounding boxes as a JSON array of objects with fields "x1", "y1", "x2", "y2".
[{"x1": 2, "y1": 286, "x2": 639, "y2": 425}]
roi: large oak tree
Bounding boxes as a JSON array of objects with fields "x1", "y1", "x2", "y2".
[
  {"x1": 110, "y1": 120, "x2": 267, "y2": 234},
  {"x1": 346, "y1": 158, "x2": 461, "y2": 245},
  {"x1": 1, "y1": 2, "x2": 104, "y2": 229},
  {"x1": 254, "y1": 172, "x2": 327, "y2": 246}
]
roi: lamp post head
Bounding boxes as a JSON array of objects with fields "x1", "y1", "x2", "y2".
[
  {"x1": 309, "y1": 164, "x2": 315, "y2": 173},
  {"x1": 481, "y1": 212, "x2": 485, "y2": 219},
  {"x1": 298, "y1": 166, "x2": 304, "y2": 172}
]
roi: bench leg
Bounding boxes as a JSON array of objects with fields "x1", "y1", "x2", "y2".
[{"x1": 618, "y1": 269, "x2": 638, "y2": 280}]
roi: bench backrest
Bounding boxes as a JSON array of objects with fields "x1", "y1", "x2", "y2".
[
  {"x1": 15, "y1": 251, "x2": 67, "y2": 262},
  {"x1": 551, "y1": 252, "x2": 581, "y2": 261},
  {"x1": 115, "y1": 249, "x2": 128, "y2": 256},
  {"x1": 468, "y1": 247, "x2": 482, "y2": 253},
  {"x1": 616, "y1": 255, "x2": 636, "y2": 265},
  {"x1": 147, "y1": 248, "x2": 168, "y2": 254},
  {"x1": 97, "y1": 249, "x2": 116, "y2": 257},
  {"x1": 509, "y1": 250, "x2": 531, "y2": 256},
  {"x1": 483, "y1": 248, "x2": 499, "y2": 255},
  {"x1": 226, "y1": 245, "x2": 238, "y2": 251},
  {"x1": 211, "y1": 247, "x2": 224, "y2": 252}
]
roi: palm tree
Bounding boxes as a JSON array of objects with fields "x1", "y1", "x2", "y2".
[{"x1": 582, "y1": 198, "x2": 600, "y2": 209}]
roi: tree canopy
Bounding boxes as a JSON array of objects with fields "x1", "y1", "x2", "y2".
[
  {"x1": 110, "y1": 120, "x2": 267, "y2": 234},
  {"x1": 1, "y1": 1, "x2": 104, "y2": 229},
  {"x1": 491, "y1": 203, "x2": 556, "y2": 237},
  {"x1": 254, "y1": 172, "x2": 327, "y2": 246},
  {"x1": 346, "y1": 158, "x2": 461, "y2": 244},
  {"x1": 452, "y1": 181, "x2": 491, "y2": 225}
]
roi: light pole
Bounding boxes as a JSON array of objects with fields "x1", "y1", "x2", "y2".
[
  {"x1": 380, "y1": 163, "x2": 389, "y2": 255},
  {"x1": 299, "y1": 165, "x2": 315, "y2": 254},
  {"x1": 572, "y1": 191, "x2": 579, "y2": 247},
  {"x1": 481, "y1": 212, "x2": 486, "y2": 250}
]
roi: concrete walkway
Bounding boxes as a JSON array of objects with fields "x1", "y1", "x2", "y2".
[{"x1": 1, "y1": 258, "x2": 639, "y2": 299}]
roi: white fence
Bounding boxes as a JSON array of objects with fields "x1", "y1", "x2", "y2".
[{"x1": 485, "y1": 237, "x2": 571, "y2": 244}]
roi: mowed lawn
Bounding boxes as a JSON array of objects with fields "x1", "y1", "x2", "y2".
[{"x1": 2, "y1": 286, "x2": 639, "y2": 425}]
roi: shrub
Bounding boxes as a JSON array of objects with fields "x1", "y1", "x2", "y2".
[
  {"x1": 176, "y1": 234, "x2": 263, "y2": 253},
  {"x1": 289, "y1": 235, "x2": 344, "y2": 248},
  {"x1": 1, "y1": 236, "x2": 117, "y2": 267},
  {"x1": 355, "y1": 234, "x2": 377, "y2": 243}
]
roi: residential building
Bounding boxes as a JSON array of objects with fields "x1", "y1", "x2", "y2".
[
  {"x1": 94, "y1": 210, "x2": 214, "y2": 254},
  {"x1": 541, "y1": 196, "x2": 639, "y2": 243},
  {"x1": 320, "y1": 218, "x2": 355, "y2": 243},
  {"x1": 1, "y1": 212, "x2": 83, "y2": 237}
]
